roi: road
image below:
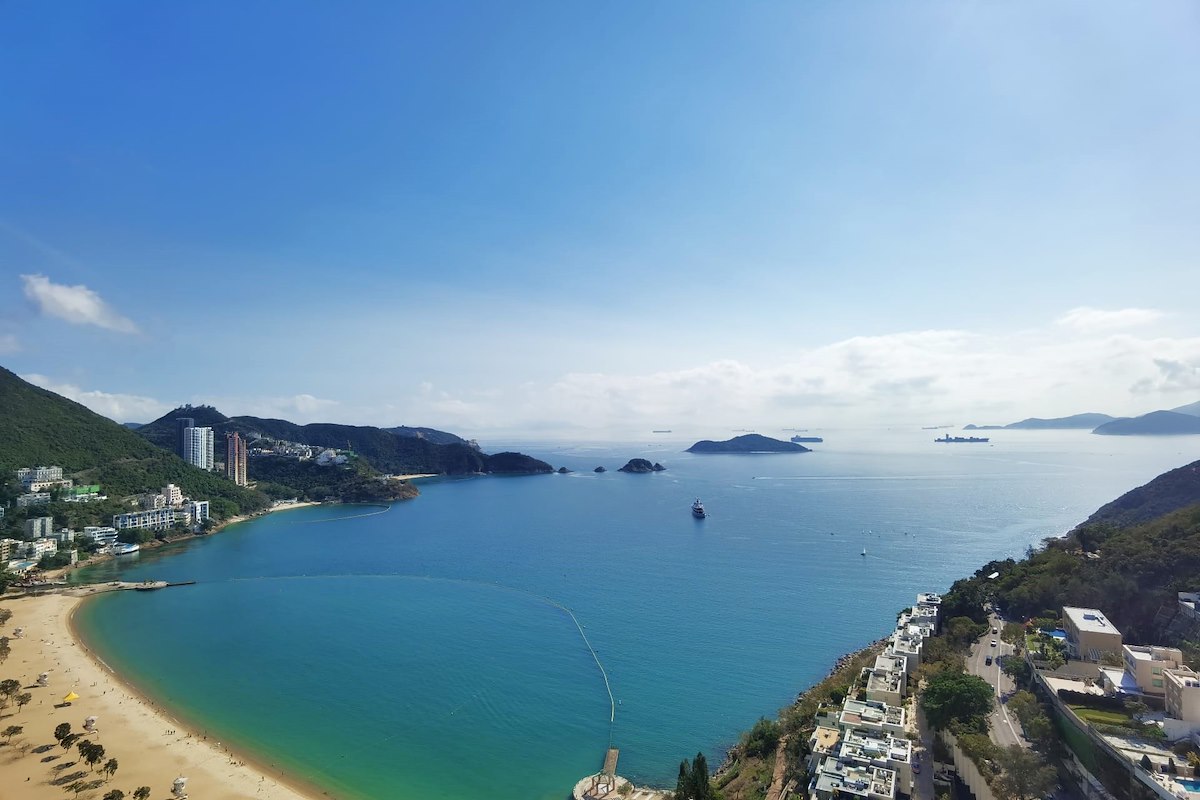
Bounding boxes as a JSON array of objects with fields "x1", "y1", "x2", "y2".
[{"x1": 965, "y1": 613, "x2": 1026, "y2": 748}]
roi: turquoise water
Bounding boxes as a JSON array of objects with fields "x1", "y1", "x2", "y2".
[{"x1": 75, "y1": 430, "x2": 1200, "y2": 798}]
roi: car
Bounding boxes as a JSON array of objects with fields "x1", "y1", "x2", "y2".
[
  {"x1": 991, "y1": 626, "x2": 998, "y2": 634},
  {"x1": 985, "y1": 656, "x2": 993, "y2": 666},
  {"x1": 990, "y1": 639, "x2": 998, "y2": 647}
]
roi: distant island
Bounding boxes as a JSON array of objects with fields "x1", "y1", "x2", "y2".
[
  {"x1": 618, "y1": 458, "x2": 665, "y2": 473},
  {"x1": 1005, "y1": 413, "x2": 1116, "y2": 430},
  {"x1": 1093, "y1": 410, "x2": 1200, "y2": 436},
  {"x1": 686, "y1": 434, "x2": 811, "y2": 454},
  {"x1": 962, "y1": 424, "x2": 1004, "y2": 430}
]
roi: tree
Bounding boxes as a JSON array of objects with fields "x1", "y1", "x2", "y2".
[
  {"x1": 743, "y1": 716, "x2": 781, "y2": 758},
  {"x1": 102, "y1": 791, "x2": 125, "y2": 800},
  {"x1": 77, "y1": 739, "x2": 105, "y2": 771},
  {"x1": 675, "y1": 752, "x2": 717, "y2": 800},
  {"x1": 0, "y1": 678, "x2": 19, "y2": 709},
  {"x1": 15, "y1": 692, "x2": 31, "y2": 713},
  {"x1": 1, "y1": 724, "x2": 22, "y2": 743},
  {"x1": 1125, "y1": 699, "x2": 1150, "y2": 722},
  {"x1": 66, "y1": 781, "x2": 86, "y2": 798},
  {"x1": 945, "y1": 617, "x2": 985, "y2": 648},
  {"x1": 133, "y1": 787, "x2": 151, "y2": 800},
  {"x1": 103, "y1": 757, "x2": 118, "y2": 781},
  {"x1": 54, "y1": 722, "x2": 72, "y2": 746},
  {"x1": 921, "y1": 672, "x2": 994, "y2": 731},
  {"x1": 0, "y1": 609, "x2": 12, "y2": 627},
  {"x1": 992, "y1": 745, "x2": 1058, "y2": 800},
  {"x1": 61, "y1": 731, "x2": 80, "y2": 756}
]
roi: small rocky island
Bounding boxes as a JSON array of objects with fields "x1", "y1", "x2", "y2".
[
  {"x1": 593, "y1": 466, "x2": 607, "y2": 473},
  {"x1": 618, "y1": 458, "x2": 666, "y2": 473},
  {"x1": 686, "y1": 433, "x2": 811, "y2": 454}
]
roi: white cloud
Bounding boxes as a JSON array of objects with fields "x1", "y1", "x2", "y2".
[
  {"x1": 0, "y1": 333, "x2": 18, "y2": 354},
  {"x1": 1056, "y1": 307, "x2": 1165, "y2": 332},
  {"x1": 20, "y1": 273, "x2": 139, "y2": 333},
  {"x1": 22, "y1": 373, "x2": 170, "y2": 422}
]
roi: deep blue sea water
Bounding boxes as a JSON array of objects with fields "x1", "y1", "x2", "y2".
[{"x1": 75, "y1": 430, "x2": 1200, "y2": 799}]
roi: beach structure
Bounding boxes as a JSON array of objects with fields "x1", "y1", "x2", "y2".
[
  {"x1": 83, "y1": 715, "x2": 97, "y2": 732},
  {"x1": 37, "y1": 672, "x2": 48, "y2": 686},
  {"x1": 173, "y1": 776, "x2": 189, "y2": 799}
]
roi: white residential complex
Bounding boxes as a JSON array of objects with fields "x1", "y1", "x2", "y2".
[
  {"x1": 806, "y1": 593, "x2": 941, "y2": 800},
  {"x1": 183, "y1": 426, "x2": 215, "y2": 471}
]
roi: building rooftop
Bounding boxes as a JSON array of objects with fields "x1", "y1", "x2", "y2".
[
  {"x1": 841, "y1": 699, "x2": 906, "y2": 729},
  {"x1": 842, "y1": 728, "x2": 912, "y2": 764},
  {"x1": 1063, "y1": 606, "x2": 1122, "y2": 636},
  {"x1": 810, "y1": 726, "x2": 841, "y2": 754},
  {"x1": 814, "y1": 757, "x2": 897, "y2": 800}
]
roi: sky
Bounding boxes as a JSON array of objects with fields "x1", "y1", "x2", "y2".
[{"x1": 1, "y1": 1, "x2": 1198, "y2": 438}]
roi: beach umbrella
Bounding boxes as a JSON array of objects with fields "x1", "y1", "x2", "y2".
[{"x1": 62, "y1": 691, "x2": 79, "y2": 703}]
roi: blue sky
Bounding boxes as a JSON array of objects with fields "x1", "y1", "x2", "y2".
[{"x1": 2, "y1": 2, "x2": 1198, "y2": 436}]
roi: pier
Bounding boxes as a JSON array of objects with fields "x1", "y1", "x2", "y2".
[{"x1": 572, "y1": 749, "x2": 669, "y2": 800}]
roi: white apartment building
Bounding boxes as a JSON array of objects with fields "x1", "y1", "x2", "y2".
[
  {"x1": 811, "y1": 755, "x2": 898, "y2": 800},
  {"x1": 17, "y1": 466, "x2": 63, "y2": 487},
  {"x1": 139, "y1": 492, "x2": 167, "y2": 510},
  {"x1": 82, "y1": 527, "x2": 119, "y2": 546},
  {"x1": 27, "y1": 478, "x2": 73, "y2": 492},
  {"x1": 162, "y1": 484, "x2": 183, "y2": 506},
  {"x1": 113, "y1": 508, "x2": 176, "y2": 531},
  {"x1": 1121, "y1": 645, "x2": 1186, "y2": 696},
  {"x1": 185, "y1": 500, "x2": 210, "y2": 524},
  {"x1": 839, "y1": 699, "x2": 906, "y2": 736},
  {"x1": 25, "y1": 538, "x2": 58, "y2": 559},
  {"x1": 0, "y1": 538, "x2": 23, "y2": 561},
  {"x1": 16, "y1": 493, "x2": 51, "y2": 508},
  {"x1": 183, "y1": 427, "x2": 215, "y2": 471}
]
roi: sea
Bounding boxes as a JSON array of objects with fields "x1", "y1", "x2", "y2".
[{"x1": 73, "y1": 429, "x2": 1200, "y2": 800}]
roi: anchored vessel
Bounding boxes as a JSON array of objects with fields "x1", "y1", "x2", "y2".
[
  {"x1": 934, "y1": 435, "x2": 989, "y2": 443},
  {"x1": 790, "y1": 435, "x2": 824, "y2": 443},
  {"x1": 691, "y1": 499, "x2": 706, "y2": 519}
]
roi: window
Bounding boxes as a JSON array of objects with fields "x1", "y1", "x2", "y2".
[{"x1": 1153, "y1": 679, "x2": 1163, "y2": 688}]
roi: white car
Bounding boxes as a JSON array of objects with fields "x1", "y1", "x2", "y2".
[{"x1": 990, "y1": 639, "x2": 998, "y2": 647}]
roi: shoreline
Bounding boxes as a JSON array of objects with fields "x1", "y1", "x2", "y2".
[{"x1": 0, "y1": 590, "x2": 331, "y2": 800}]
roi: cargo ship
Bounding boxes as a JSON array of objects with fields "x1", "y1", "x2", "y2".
[
  {"x1": 934, "y1": 435, "x2": 989, "y2": 443},
  {"x1": 790, "y1": 435, "x2": 824, "y2": 443}
]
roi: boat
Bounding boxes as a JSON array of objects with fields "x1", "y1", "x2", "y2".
[
  {"x1": 861, "y1": 548, "x2": 867, "y2": 556},
  {"x1": 691, "y1": 499, "x2": 706, "y2": 519},
  {"x1": 791, "y1": 435, "x2": 824, "y2": 443},
  {"x1": 111, "y1": 542, "x2": 140, "y2": 555},
  {"x1": 934, "y1": 435, "x2": 989, "y2": 443}
]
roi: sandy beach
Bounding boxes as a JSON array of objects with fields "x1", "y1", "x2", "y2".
[{"x1": 0, "y1": 590, "x2": 326, "y2": 800}]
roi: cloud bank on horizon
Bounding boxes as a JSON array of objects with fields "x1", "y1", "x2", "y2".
[{"x1": 16, "y1": 305, "x2": 1200, "y2": 436}]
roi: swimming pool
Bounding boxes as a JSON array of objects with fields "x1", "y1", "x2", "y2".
[{"x1": 1176, "y1": 778, "x2": 1200, "y2": 794}]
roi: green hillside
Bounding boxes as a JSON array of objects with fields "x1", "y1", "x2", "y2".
[
  {"x1": 0, "y1": 367, "x2": 269, "y2": 521},
  {"x1": 940, "y1": 458, "x2": 1200, "y2": 642},
  {"x1": 136, "y1": 406, "x2": 551, "y2": 475}
]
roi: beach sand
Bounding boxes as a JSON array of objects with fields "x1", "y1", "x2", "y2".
[{"x1": 0, "y1": 590, "x2": 324, "y2": 800}]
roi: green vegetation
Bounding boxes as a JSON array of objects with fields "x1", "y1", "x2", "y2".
[
  {"x1": 741, "y1": 717, "x2": 781, "y2": 759},
  {"x1": 921, "y1": 671, "x2": 994, "y2": 732},
  {"x1": 249, "y1": 456, "x2": 419, "y2": 503},
  {"x1": 1068, "y1": 705, "x2": 1132, "y2": 727},
  {"x1": 940, "y1": 460, "x2": 1200, "y2": 641},
  {"x1": 135, "y1": 405, "x2": 551, "y2": 475},
  {"x1": 0, "y1": 367, "x2": 269, "y2": 524},
  {"x1": 676, "y1": 752, "x2": 719, "y2": 800}
]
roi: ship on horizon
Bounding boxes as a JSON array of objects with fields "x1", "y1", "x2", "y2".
[
  {"x1": 934, "y1": 435, "x2": 989, "y2": 443},
  {"x1": 790, "y1": 434, "x2": 824, "y2": 444}
]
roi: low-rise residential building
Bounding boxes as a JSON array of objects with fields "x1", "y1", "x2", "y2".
[
  {"x1": 839, "y1": 699, "x2": 906, "y2": 736},
  {"x1": 16, "y1": 466, "x2": 63, "y2": 487},
  {"x1": 162, "y1": 484, "x2": 183, "y2": 506},
  {"x1": 811, "y1": 755, "x2": 897, "y2": 800},
  {"x1": 26, "y1": 538, "x2": 58, "y2": 559},
  {"x1": 51, "y1": 529, "x2": 75, "y2": 544},
  {"x1": 113, "y1": 508, "x2": 176, "y2": 531},
  {"x1": 840, "y1": 727, "x2": 913, "y2": 793},
  {"x1": 889, "y1": 628, "x2": 923, "y2": 672},
  {"x1": 17, "y1": 492, "x2": 51, "y2": 508},
  {"x1": 808, "y1": 726, "x2": 843, "y2": 773},
  {"x1": 24, "y1": 516, "x2": 54, "y2": 538},
  {"x1": 1122, "y1": 645, "x2": 1186, "y2": 696},
  {"x1": 82, "y1": 526, "x2": 119, "y2": 546},
  {"x1": 27, "y1": 478, "x2": 73, "y2": 493},
  {"x1": 0, "y1": 538, "x2": 23, "y2": 561},
  {"x1": 1063, "y1": 606, "x2": 1123, "y2": 662},
  {"x1": 185, "y1": 500, "x2": 209, "y2": 524},
  {"x1": 138, "y1": 492, "x2": 167, "y2": 510},
  {"x1": 865, "y1": 654, "x2": 908, "y2": 706},
  {"x1": 1163, "y1": 667, "x2": 1200, "y2": 724}
]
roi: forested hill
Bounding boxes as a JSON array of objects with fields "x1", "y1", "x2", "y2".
[
  {"x1": 940, "y1": 459, "x2": 1200, "y2": 644},
  {"x1": 137, "y1": 406, "x2": 551, "y2": 475},
  {"x1": 1080, "y1": 460, "x2": 1200, "y2": 529},
  {"x1": 0, "y1": 367, "x2": 268, "y2": 516}
]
